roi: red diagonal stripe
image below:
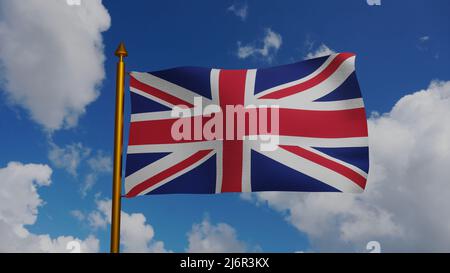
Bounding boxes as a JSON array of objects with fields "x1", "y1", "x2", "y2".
[
  {"x1": 130, "y1": 74, "x2": 194, "y2": 107},
  {"x1": 260, "y1": 53, "x2": 355, "y2": 99},
  {"x1": 280, "y1": 145, "x2": 366, "y2": 189},
  {"x1": 125, "y1": 149, "x2": 213, "y2": 197}
]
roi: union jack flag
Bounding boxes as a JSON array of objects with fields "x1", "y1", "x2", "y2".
[{"x1": 124, "y1": 53, "x2": 369, "y2": 197}]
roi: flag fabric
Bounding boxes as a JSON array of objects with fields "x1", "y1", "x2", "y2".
[{"x1": 124, "y1": 53, "x2": 369, "y2": 197}]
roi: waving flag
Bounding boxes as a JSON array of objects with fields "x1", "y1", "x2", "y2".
[{"x1": 124, "y1": 53, "x2": 369, "y2": 197}]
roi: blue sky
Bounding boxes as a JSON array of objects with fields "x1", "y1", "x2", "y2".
[{"x1": 1, "y1": 0, "x2": 450, "y2": 252}]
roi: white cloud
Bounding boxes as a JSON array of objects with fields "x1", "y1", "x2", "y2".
[
  {"x1": 88, "y1": 151, "x2": 112, "y2": 173},
  {"x1": 48, "y1": 142, "x2": 91, "y2": 176},
  {"x1": 81, "y1": 151, "x2": 112, "y2": 196},
  {"x1": 87, "y1": 198, "x2": 168, "y2": 253},
  {"x1": 237, "y1": 28, "x2": 282, "y2": 62},
  {"x1": 249, "y1": 80, "x2": 450, "y2": 252},
  {"x1": 186, "y1": 218, "x2": 247, "y2": 253},
  {"x1": 34, "y1": 234, "x2": 99, "y2": 253},
  {"x1": 70, "y1": 210, "x2": 85, "y2": 221},
  {"x1": 81, "y1": 173, "x2": 97, "y2": 197},
  {"x1": 305, "y1": 44, "x2": 335, "y2": 59},
  {"x1": 88, "y1": 210, "x2": 108, "y2": 230},
  {"x1": 83, "y1": 202, "x2": 249, "y2": 253},
  {"x1": 417, "y1": 35, "x2": 438, "y2": 57},
  {"x1": 48, "y1": 141, "x2": 111, "y2": 196},
  {"x1": 0, "y1": 0, "x2": 111, "y2": 130},
  {"x1": 419, "y1": 36, "x2": 430, "y2": 42},
  {"x1": 0, "y1": 161, "x2": 99, "y2": 252},
  {"x1": 228, "y1": 3, "x2": 248, "y2": 21},
  {"x1": 120, "y1": 210, "x2": 167, "y2": 253}
]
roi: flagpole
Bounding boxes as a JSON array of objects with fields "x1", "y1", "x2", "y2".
[{"x1": 110, "y1": 42, "x2": 128, "y2": 253}]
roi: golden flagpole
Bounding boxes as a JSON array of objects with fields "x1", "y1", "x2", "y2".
[{"x1": 111, "y1": 42, "x2": 128, "y2": 253}]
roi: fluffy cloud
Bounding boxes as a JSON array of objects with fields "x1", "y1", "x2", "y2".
[
  {"x1": 81, "y1": 202, "x2": 248, "y2": 253},
  {"x1": 84, "y1": 198, "x2": 168, "y2": 253},
  {"x1": 120, "y1": 210, "x2": 167, "y2": 253},
  {"x1": 70, "y1": 210, "x2": 85, "y2": 221},
  {"x1": 237, "y1": 28, "x2": 282, "y2": 62},
  {"x1": 48, "y1": 142, "x2": 91, "y2": 176},
  {"x1": 48, "y1": 141, "x2": 111, "y2": 196},
  {"x1": 187, "y1": 218, "x2": 247, "y2": 253},
  {"x1": 419, "y1": 36, "x2": 430, "y2": 42},
  {"x1": 305, "y1": 44, "x2": 335, "y2": 59},
  {"x1": 416, "y1": 35, "x2": 437, "y2": 57},
  {"x1": 88, "y1": 151, "x2": 112, "y2": 173},
  {"x1": 0, "y1": 161, "x2": 99, "y2": 252},
  {"x1": 81, "y1": 151, "x2": 112, "y2": 196},
  {"x1": 87, "y1": 210, "x2": 108, "y2": 230},
  {"x1": 227, "y1": 3, "x2": 248, "y2": 21},
  {"x1": 249, "y1": 80, "x2": 450, "y2": 252},
  {"x1": 0, "y1": 0, "x2": 111, "y2": 130}
]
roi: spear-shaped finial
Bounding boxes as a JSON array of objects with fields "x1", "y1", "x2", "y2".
[{"x1": 115, "y1": 42, "x2": 128, "y2": 58}]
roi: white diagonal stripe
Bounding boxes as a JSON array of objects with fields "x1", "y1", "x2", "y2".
[
  {"x1": 271, "y1": 56, "x2": 355, "y2": 103},
  {"x1": 255, "y1": 54, "x2": 338, "y2": 99},
  {"x1": 130, "y1": 87, "x2": 174, "y2": 109},
  {"x1": 301, "y1": 146, "x2": 368, "y2": 178},
  {"x1": 131, "y1": 71, "x2": 213, "y2": 106},
  {"x1": 125, "y1": 149, "x2": 215, "y2": 195},
  {"x1": 249, "y1": 141, "x2": 364, "y2": 193}
]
